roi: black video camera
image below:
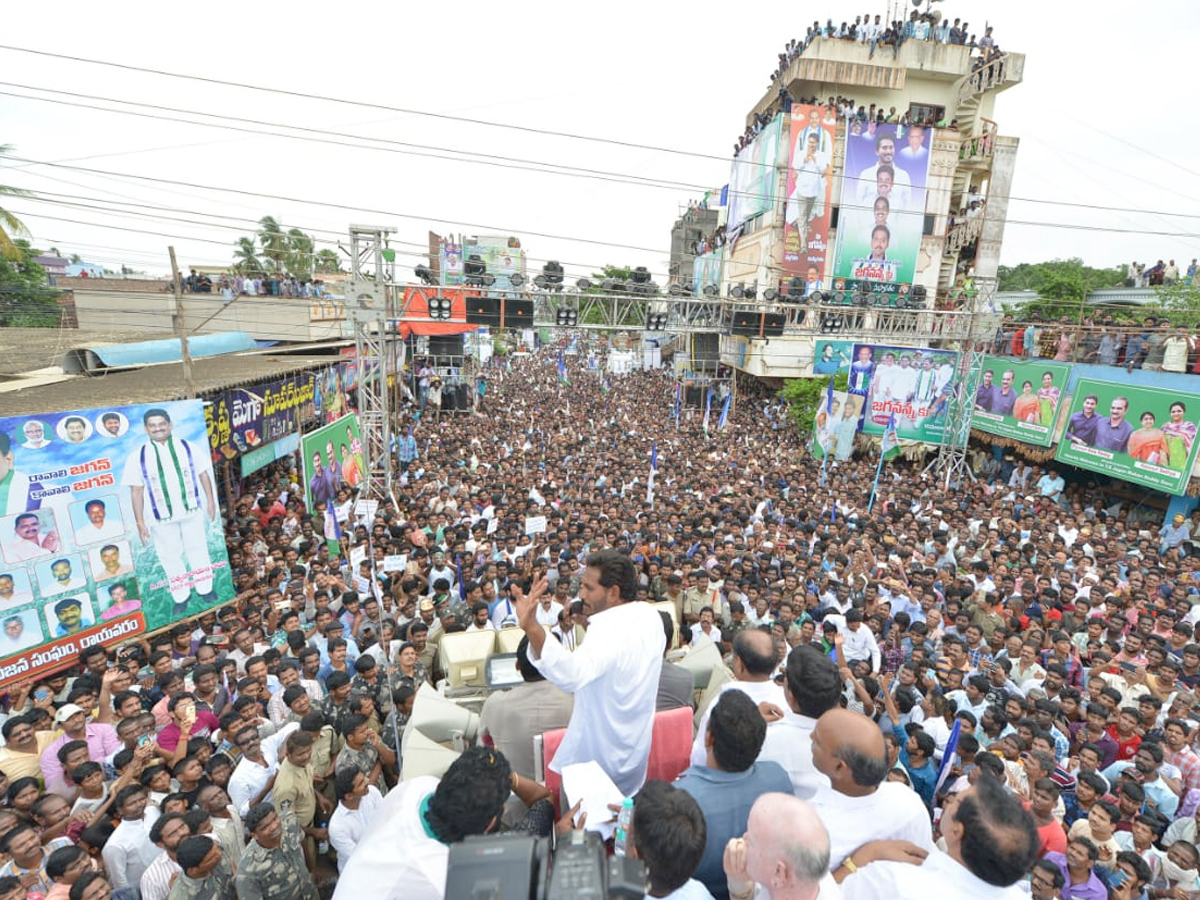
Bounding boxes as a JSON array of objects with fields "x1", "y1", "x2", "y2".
[{"x1": 446, "y1": 830, "x2": 645, "y2": 899}]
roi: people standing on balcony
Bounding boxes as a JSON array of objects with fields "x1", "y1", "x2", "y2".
[
  {"x1": 1022, "y1": 317, "x2": 1038, "y2": 359},
  {"x1": 1162, "y1": 327, "x2": 1194, "y2": 374}
]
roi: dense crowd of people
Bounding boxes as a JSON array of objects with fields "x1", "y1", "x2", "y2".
[
  {"x1": 178, "y1": 271, "x2": 329, "y2": 301},
  {"x1": 768, "y1": 14, "x2": 1001, "y2": 86},
  {"x1": 0, "y1": 342, "x2": 1198, "y2": 900},
  {"x1": 994, "y1": 314, "x2": 1200, "y2": 375}
]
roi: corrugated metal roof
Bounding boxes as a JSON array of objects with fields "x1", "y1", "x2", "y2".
[
  {"x1": 0, "y1": 354, "x2": 333, "y2": 417},
  {"x1": 0, "y1": 328, "x2": 169, "y2": 377},
  {"x1": 64, "y1": 332, "x2": 258, "y2": 373}
]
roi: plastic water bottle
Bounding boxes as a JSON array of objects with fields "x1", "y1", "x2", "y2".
[{"x1": 613, "y1": 796, "x2": 634, "y2": 856}]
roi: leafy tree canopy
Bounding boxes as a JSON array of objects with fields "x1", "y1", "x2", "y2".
[{"x1": 0, "y1": 239, "x2": 59, "y2": 327}]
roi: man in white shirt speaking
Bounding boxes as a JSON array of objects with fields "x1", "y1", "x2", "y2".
[{"x1": 513, "y1": 549, "x2": 665, "y2": 795}]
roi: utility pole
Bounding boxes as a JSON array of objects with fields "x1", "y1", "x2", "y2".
[{"x1": 168, "y1": 246, "x2": 196, "y2": 398}]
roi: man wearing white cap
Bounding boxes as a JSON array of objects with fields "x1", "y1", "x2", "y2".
[{"x1": 40, "y1": 702, "x2": 121, "y2": 797}]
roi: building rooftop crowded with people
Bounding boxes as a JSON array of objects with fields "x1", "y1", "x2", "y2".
[{"x1": 2, "y1": 9, "x2": 1200, "y2": 900}]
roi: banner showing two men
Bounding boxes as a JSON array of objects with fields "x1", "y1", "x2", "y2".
[
  {"x1": 301, "y1": 414, "x2": 366, "y2": 513},
  {"x1": 831, "y1": 123, "x2": 932, "y2": 295},
  {"x1": 1055, "y1": 380, "x2": 1200, "y2": 496},
  {"x1": 0, "y1": 401, "x2": 232, "y2": 685},
  {"x1": 782, "y1": 104, "x2": 839, "y2": 290},
  {"x1": 971, "y1": 359, "x2": 1071, "y2": 448}
]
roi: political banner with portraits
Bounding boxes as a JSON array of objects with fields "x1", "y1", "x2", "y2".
[
  {"x1": 971, "y1": 359, "x2": 1071, "y2": 448},
  {"x1": 206, "y1": 373, "x2": 317, "y2": 463},
  {"x1": 693, "y1": 248, "x2": 723, "y2": 298},
  {"x1": 782, "y1": 104, "x2": 839, "y2": 287},
  {"x1": 300, "y1": 414, "x2": 366, "y2": 513},
  {"x1": 849, "y1": 344, "x2": 959, "y2": 444},
  {"x1": 1054, "y1": 380, "x2": 1200, "y2": 495},
  {"x1": 813, "y1": 341, "x2": 856, "y2": 376},
  {"x1": 0, "y1": 401, "x2": 233, "y2": 688},
  {"x1": 811, "y1": 389, "x2": 863, "y2": 460},
  {"x1": 831, "y1": 122, "x2": 933, "y2": 295},
  {"x1": 727, "y1": 115, "x2": 783, "y2": 234}
]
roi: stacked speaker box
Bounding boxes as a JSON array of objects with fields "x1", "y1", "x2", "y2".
[
  {"x1": 429, "y1": 334, "x2": 465, "y2": 357},
  {"x1": 692, "y1": 333, "x2": 719, "y2": 370}
]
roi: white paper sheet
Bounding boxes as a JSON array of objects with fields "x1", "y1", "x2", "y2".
[{"x1": 560, "y1": 760, "x2": 623, "y2": 841}]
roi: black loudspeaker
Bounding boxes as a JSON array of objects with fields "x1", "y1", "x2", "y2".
[
  {"x1": 692, "y1": 333, "x2": 719, "y2": 368},
  {"x1": 762, "y1": 313, "x2": 786, "y2": 336},
  {"x1": 504, "y1": 299, "x2": 534, "y2": 327},
  {"x1": 731, "y1": 312, "x2": 787, "y2": 337},
  {"x1": 731, "y1": 312, "x2": 761, "y2": 336},
  {"x1": 685, "y1": 386, "x2": 703, "y2": 406},
  {"x1": 441, "y1": 387, "x2": 457, "y2": 411},
  {"x1": 465, "y1": 296, "x2": 500, "y2": 326},
  {"x1": 455, "y1": 384, "x2": 470, "y2": 409},
  {"x1": 422, "y1": 336, "x2": 458, "y2": 357}
]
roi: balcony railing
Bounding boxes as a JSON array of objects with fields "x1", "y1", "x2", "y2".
[
  {"x1": 959, "y1": 54, "x2": 1012, "y2": 101},
  {"x1": 945, "y1": 216, "x2": 984, "y2": 254},
  {"x1": 957, "y1": 129, "x2": 996, "y2": 163}
]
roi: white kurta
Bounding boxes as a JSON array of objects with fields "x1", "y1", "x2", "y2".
[
  {"x1": 690, "y1": 680, "x2": 787, "y2": 767},
  {"x1": 328, "y1": 785, "x2": 384, "y2": 872},
  {"x1": 810, "y1": 782, "x2": 934, "y2": 868},
  {"x1": 841, "y1": 849, "x2": 1028, "y2": 900},
  {"x1": 757, "y1": 711, "x2": 830, "y2": 799},
  {"x1": 532, "y1": 600, "x2": 666, "y2": 795},
  {"x1": 332, "y1": 776, "x2": 446, "y2": 900}
]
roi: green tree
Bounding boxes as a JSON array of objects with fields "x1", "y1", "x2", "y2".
[
  {"x1": 997, "y1": 258, "x2": 1124, "y2": 320},
  {"x1": 314, "y1": 249, "x2": 341, "y2": 274},
  {"x1": 285, "y1": 227, "x2": 315, "y2": 279},
  {"x1": 0, "y1": 144, "x2": 31, "y2": 261},
  {"x1": 231, "y1": 236, "x2": 263, "y2": 275},
  {"x1": 1149, "y1": 281, "x2": 1200, "y2": 328},
  {"x1": 580, "y1": 265, "x2": 644, "y2": 326},
  {"x1": 257, "y1": 216, "x2": 287, "y2": 274},
  {"x1": 0, "y1": 240, "x2": 59, "y2": 326},
  {"x1": 779, "y1": 373, "x2": 849, "y2": 438}
]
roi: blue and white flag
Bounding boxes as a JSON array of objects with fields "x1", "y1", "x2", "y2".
[
  {"x1": 717, "y1": 392, "x2": 732, "y2": 431},
  {"x1": 933, "y1": 719, "x2": 962, "y2": 797},
  {"x1": 646, "y1": 442, "x2": 659, "y2": 505}
]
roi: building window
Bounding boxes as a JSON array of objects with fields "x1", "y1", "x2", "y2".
[{"x1": 907, "y1": 103, "x2": 945, "y2": 126}]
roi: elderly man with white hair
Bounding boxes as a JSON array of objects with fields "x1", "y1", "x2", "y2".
[{"x1": 722, "y1": 793, "x2": 839, "y2": 900}]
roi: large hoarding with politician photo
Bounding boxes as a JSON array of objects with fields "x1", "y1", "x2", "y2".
[
  {"x1": 301, "y1": 414, "x2": 366, "y2": 513},
  {"x1": 849, "y1": 343, "x2": 958, "y2": 444},
  {"x1": 781, "y1": 104, "x2": 839, "y2": 289},
  {"x1": 972, "y1": 358, "x2": 1072, "y2": 448},
  {"x1": 830, "y1": 122, "x2": 932, "y2": 295},
  {"x1": 726, "y1": 116, "x2": 782, "y2": 234},
  {"x1": 1054, "y1": 380, "x2": 1200, "y2": 495},
  {"x1": 0, "y1": 401, "x2": 233, "y2": 686}
]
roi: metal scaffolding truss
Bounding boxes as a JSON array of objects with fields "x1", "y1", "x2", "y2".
[
  {"x1": 929, "y1": 277, "x2": 997, "y2": 490},
  {"x1": 387, "y1": 282, "x2": 980, "y2": 340},
  {"x1": 347, "y1": 225, "x2": 396, "y2": 501}
]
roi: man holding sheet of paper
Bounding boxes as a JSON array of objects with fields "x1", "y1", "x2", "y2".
[{"x1": 513, "y1": 549, "x2": 665, "y2": 795}]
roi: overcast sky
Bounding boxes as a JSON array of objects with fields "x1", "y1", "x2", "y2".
[{"x1": 2, "y1": 0, "x2": 1196, "y2": 283}]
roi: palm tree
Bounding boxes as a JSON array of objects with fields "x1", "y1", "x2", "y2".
[
  {"x1": 257, "y1": 216, "x2": 287, "y2": 274},
  {"x1": 232, "y1": 236, "x2": 263, "y2": 275},
  {"x1": 286, "y1": 228, "x2": 314, "y2": 279},
  {"x1": 314, "y1": 249, "x2": 341, "y2": 274},
  {"x1": 0, "y1": 145, "x2": 31, "y2": 261}
]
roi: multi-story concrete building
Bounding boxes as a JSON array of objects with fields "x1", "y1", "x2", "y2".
[{"x1": 706, "y1": 33, "x2": 1024, "y2": 379}]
